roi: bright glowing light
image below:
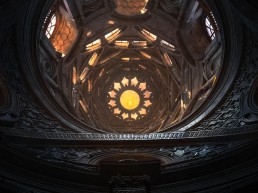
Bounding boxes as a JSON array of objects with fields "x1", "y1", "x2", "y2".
[
  {"x1": 72, "y1": 67, "x2": 77, "y2": 84},
  {"x1": 120, "y1": 90, "x2": 140, "y2": 110},
  {"x1": 141, "y1": 29, "x2": 157, "y2": 41},
  {"x1": 140, "y1": 51, "x2": 151, "y2": 59},
  {"x1": 105, "y1": 28, "x2": 121, "y2": 42},
  {"x1": 86, "y1": 31, "x2": 92, "y2": 37},
  {"x1": 108, "y1": 20, "x2": 115, "y2": 25},
  {"x1": 121, "y1": 77, "x2": 129, "y2": 86},
  {"x1": 114, "y1": 82, "x2": 122, "y2": 91},
  {"x1": 131, "y1": 77, "x2": 139, "y2": 86},
  {"x1": 205, "y1": 17, "x2": 215, "y2": 40},
  {"x1": 144, "y1": 100, "x2": 152, "y2": 107},
  {"x1": 108, "y1": 100, "x2": 116, "y2": 107},
  {"x1": 88, "y1": 52, "x2": 98, "y2": 66},
  {"x1": 160, "y1": 40, "x2": 175, "y2": 51},
  {"x1": 132, "y1": 41, "x2": 147, "y2": 47},
  {"x1": 139, "y1": 108, "x2": 147, "y2": 115},
  {"x1": 79, "y1": 67, "x2": 89, "y2": 81},
  {"x1": 139, "y1": 82, "x2": 146, "y2": 91},
  {"x1": 86, "y1": 39, "x2": 101, "y2": 51},
  {"x1": 46, "y1": 14, "x2": 56, "y2": 38},
  {"x1": 131, "y1": 113, "x2": 138, "y2": 120},
  {"x1": 108, "y1": 90, "x2": 117, "y2": 98},
  {"x1": 114, "y1": 108, "x2": 121, "y2": 114},
  {"x1": 164, "y1": 53, "x2": 173, "y2": 66},
  {"x1": 108, "y1": 77, "x2": 152, "y2": 121},
  {"x1": 79, "y1": 100, "x2": 88, "y2": 112},
  {"x1": 115, "y1": 40, "x2": 129, "y2": 48}
]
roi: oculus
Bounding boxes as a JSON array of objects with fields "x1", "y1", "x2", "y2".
[
  {"x1": 120, "y1": 90, "x2": 140, "y2": 110},
  {"x1": 108, "y1": 77, "x2": 152, "y2": 121}
]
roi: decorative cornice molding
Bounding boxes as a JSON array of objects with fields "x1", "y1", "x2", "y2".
[{"x1": 1, "y1": 125, "x2": 257, "y2": 146}]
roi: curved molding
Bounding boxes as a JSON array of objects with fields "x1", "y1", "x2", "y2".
[
  {"x1": 169, "y1": 0, "x2": 244, "y2": 131},
  {"x1": 1, "y1": 125, "x2": 258, "y2": 146},
  {"x1": 18, "y1": 0, "x2": 245, "y2": 134},
  {"x1": 230, "y1": 0, "x2": 258, "y2": 32},
  {"x1": 0, "y1": 141, "x2": 258, "y2": 193}
]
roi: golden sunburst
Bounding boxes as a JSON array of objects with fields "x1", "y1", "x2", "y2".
[{"x1": 108, "y1": 77, "x2": 152, "y2": 121}]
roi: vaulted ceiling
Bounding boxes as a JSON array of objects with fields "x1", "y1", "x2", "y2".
[
  {"x1": 39, "y1": 0, "x2": 222, "y2": 133},
  {"x1": 1, "y1": 0, "x2": 258, "y2": 193}
]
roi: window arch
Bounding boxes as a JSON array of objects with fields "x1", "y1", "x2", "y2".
[
  {"x1": 205, "y1": 16, "x2": 215, "y2": 40},
  {"x1": 45, "y1": 13, "x2": 57, "y2": 39}
]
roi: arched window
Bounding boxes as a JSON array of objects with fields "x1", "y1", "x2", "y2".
[
  {"x1": 205, "y1": 16, "x2": 215, "y2": 40},
  {"x1": 45, "y1": 14, "x2": 57, "y2": 39}
]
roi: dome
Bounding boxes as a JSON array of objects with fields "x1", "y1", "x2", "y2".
[
  {"x1": 0, "y1": 0, "x2": 258, "y2": 192},
  {"x1": 38, "y1": 0, "x2": 223, "y2": 133}
]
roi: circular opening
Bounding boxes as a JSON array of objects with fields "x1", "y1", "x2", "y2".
[{"x1": 120, "y1": 90, "x2": 140, "y2": 110}]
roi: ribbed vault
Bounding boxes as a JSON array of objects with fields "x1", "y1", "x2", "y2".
[
  {"x1": 1, "y1": 0, "x2": 258, "y2": 193},
  {"x1": 39, "y1": 0, "x2": 222, "y2": 133}
]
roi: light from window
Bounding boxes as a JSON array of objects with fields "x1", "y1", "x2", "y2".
[
  {"x1": 100, "y1": 51, "x2": 122, "y2": 64},
  {"x1": 79, "y1": 100, "x2": 88, "y2": 113},
  {"x1": 120, "y1": 90, "x2": 140, "y2": 110},
  {"x1": 122, "y1": 58, "x2": 130, "y2": 61},
  {"x1": 160, "y1": 40, "x2": 175, "y2": 51},
  {"x1": 122, "y1": 57, "x2": 140, "y2": 61},
  {"x1": 164, "y1": 53, "x2": 173, "y2": 66},
  {"x1": 139, "y1": 108, "x2": 147, "y2": 115},
  {"x1": 46, "y1": 14, "x2": 57, "y2": 39},
  {"x1": 86, "y1": 39, "x2": 101, "y2": 51},
  {"x1": 140, "y1": 51, "x2": 151, "y2": 59},
  {"x1": 109, "y1": 100, "x2": 116, "y2": 107},
  {"x1": 141, "y1": 29, "x2": 157, "y2": 41},
  {"x1": 79, "y1": 67, "x2": 89, "y2": 82},
  {"x1": 109, "y1": 90, "x2": 117, "y2": 98},
  {"x1": 105, "y1": 28, "x2": 121, "y2": 42},
  {"x1": 114, "y1": 82, "x2": 122, "y2": 91},
  {"x1": 108, "y1": 20, "x2": 115, "y2": 25},
  {"x1": 88, "y1": 52, "x2": 98, "y2": 66},
  {"x1": 107, "y1": 76, "x2": 152, "y2": 121},
  {"x1": 139, "y1": 82, "x2": 146, "y2": 91},
  {"x1": 88, "y1": 80, "x2": 92, "y2": 91},
  {"x1": 144, "y1": 100, "x2": 152, "y2": 107},
  {"x1": 115, "y1": 40, "x2": 129, "y2": 48},
  {"x1": 131, "y1": 113, "x2": 138, "y2": 120},
  {"x1": 121, "y1": 77, "x2": 129, "y2": 86},
  {"x1": 132, "y1": 41, "x2": 147, "y2": 47},
  {"x1": 72, "y1": 67, "x2": 77, "y2": 84},
  {"x1": 131, "y1": 77, "x2": 139, "y2": 86},
  {"x1": 114, "y1": 108, "x2": 121, "y2": 114},
  {"x1": 205, "y1": 17, "x2": 215, "y2": 40}
]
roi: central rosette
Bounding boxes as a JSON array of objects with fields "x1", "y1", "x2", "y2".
[
  {"x1": 108, "y1": 76, "x2": 152, "y2": 121},
  {"x1": 120, "y1": 90, "x2": 140, "y2": 110}
]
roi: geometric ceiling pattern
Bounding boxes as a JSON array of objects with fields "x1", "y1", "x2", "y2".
[
  {"x1": 1, "y1": 0, "x2": 258, "y2": 193},
  {"x1": 40, "y1": 0, "x2": 222, "y2": 134}
]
